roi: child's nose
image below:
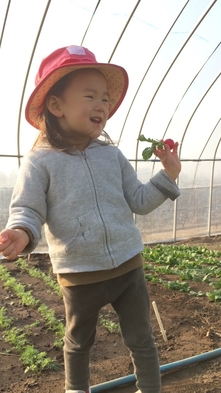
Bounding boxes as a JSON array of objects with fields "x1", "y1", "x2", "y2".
[{"x1": 95, "y1": 100, "x2": 105, "y2": 111}]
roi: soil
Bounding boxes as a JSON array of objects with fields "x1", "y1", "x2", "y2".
[{"x1": 1, "y1": 235, "x2": 221, "y2": 393}]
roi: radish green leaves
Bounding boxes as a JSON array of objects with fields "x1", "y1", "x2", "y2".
[{"x1": 138, "y1": 135, "x2": 175, "y2": 160}]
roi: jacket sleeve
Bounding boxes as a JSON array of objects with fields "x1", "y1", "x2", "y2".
[
  {"x1": 120, "y1": 153, "x2": 180, "y2": 215},
  {"x1": 6, "y1": 156, "x2": 48, "y2": 253},
  {"x1": 150, "y1": 170, "x2": 180, "y2": 200}
]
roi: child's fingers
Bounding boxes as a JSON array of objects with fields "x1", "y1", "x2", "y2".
[
  {"x1": 171, "y1": 142, "x2": 179, "y2": 153},
  {"x1": 0, "y1": 232, "x2": 12, "y2": 254},
  {"x1": 0, "y1": 234, "x2": 9, "y2": 244},
  {"x1": 0, "y1": 242, "x2": 17, "y2": 260},
  {"x1": 0, "y1": 229, "x2": 13, "y2": 243}
]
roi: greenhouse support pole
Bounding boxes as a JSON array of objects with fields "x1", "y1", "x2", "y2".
[{"x1": 90, "y1": 347, "x2": 221, "y2": 392}]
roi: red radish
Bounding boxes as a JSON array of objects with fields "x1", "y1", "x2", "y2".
[{"x1": 164, "y1": 138, "x2": 175, "y2": 150}]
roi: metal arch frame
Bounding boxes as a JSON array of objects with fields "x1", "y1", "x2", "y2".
[
  {"x1": 150, "y1": 42, "x2": 221, "y2": 177},
  {"x1": 16, "y1": 0, "x2": 52, "y2": 167},
  {"x1": 161, "y1": 42, "x2": 221, "y2": 178},
  {"x1": 172, "y1": 73, "x2": 221, "y2": 240},
  {"x1": 188, "y1": 118, "x2": 221, "y2": 236},
  {"x1": 107, "y1": 0, "x2": 142, "y2": 62},
  {"x1": 80, "y1": 0, "x2": 102, "y2": 45},
  {"x1": 198, "y1": 118, "x2": 221, "y2": 160},
  {"x1": 0, "y1": 0, "x2": 220, "y2": 243},
  {"x1": 135, "y1": 0, "x2": 218, "y2": 163},
  {"x1": 163, "y1": 42, "x2": 221, "y2": 139},
  {"x1": 15, "y1": 0, "x2": 141, "y2": 167},
  {"x1": 81, "y1": 0, "x2": 142, "y2": 57},
  {"x1": 9, "y1": 0, "x2": 219, "y2": 169},
  {"x1": 131, "y1": 0, "x2": 218, "y2": 241},
  {"x1": 16, "y1": 0, "x2": 104, "y2": 167},
  {"x1": 178, "y1": 73, "x2": 221, "y2": 160},
  {"x1": 191, "y1": 118, "x2": 221, "y2": 195},
  {"x1": 0, "y1": 0, "x2": 11, "y2": 48},
  {"x1": 138, "y1": 41, "x2": 221, "y2": 181},
  {"x1": 118, "y1": 0, "x2": 190, "y2": 153},
  {"x1": 79, "y1": 0, "x2": 189, "y2": 146},
  {"x1": 16, "y1": 0, "x2": 139, "y2": 166},
  {"x1": 132, "y1": 0, "x2": 218, "y2": 242},
  {"x1": 208, "y1": 122, "x2": 221, "y2": 235}
]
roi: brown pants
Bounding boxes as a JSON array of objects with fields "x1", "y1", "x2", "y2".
[{"x1": 61, "y1": 267, "x2": 161, "y2": 393}]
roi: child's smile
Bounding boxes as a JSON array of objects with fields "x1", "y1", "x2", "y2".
[{"x1": 90, "y1": 116, "x2": 102, "y2": 124}]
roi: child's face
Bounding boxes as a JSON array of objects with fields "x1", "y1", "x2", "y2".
[{"x1": 49, "y1": 69, "x2": 110, "y2": 149}]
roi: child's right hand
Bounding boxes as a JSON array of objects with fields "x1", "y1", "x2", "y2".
[
  {"x1": 154, "y1": 142, "x2": 181, "y2": 181},
  {"x1": 0, "y1": 229, "x2": 29, "y2": 260}
]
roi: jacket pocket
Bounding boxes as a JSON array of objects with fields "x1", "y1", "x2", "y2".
[{"x1": 64, "y1": 210, "x2": 104, "y2": 255}]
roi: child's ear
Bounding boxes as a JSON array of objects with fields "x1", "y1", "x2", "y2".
[{"x1": 46, "y1": 95, "x2": 63, "y2": 117}]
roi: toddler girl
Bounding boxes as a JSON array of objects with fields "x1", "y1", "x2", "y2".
[{"x1": 0, "y1": 45, "x2": 181, "y2": 393}]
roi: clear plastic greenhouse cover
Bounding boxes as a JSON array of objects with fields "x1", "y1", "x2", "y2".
[{"x1": 0, "y1": 0, "x2": 221, "y2": 252}]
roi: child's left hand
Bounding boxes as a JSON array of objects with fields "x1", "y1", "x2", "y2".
[{"x1": 154, "y1": 142, "x2": 181, "y2": 181}]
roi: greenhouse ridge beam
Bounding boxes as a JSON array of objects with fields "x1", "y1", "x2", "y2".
[{"x1": 2, "y1": 155, "x2": 221, "y2": 163}]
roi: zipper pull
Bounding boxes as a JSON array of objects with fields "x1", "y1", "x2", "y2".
[{"x1": 81, "y1": 151, "x2": 87, "y2": 159}]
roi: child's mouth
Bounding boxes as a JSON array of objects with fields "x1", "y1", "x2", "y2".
[{"x1": 90, "y1": 117, "x2": 101, "y2": 124}]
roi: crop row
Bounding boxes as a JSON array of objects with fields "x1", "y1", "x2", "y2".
[
  {"x1": 0, "y1": 261, "x2": 66, "y2": 373},
  {"x1": 0, "y1": 259, "x2": 120, "y2": 373},
  {"x1": 142, "y1": 244, "x2": 221, "y2": 301}
]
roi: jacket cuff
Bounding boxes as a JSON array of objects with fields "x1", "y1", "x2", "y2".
[{"x1": 150, "y1": 170, "x2": 180, "y2": 201}]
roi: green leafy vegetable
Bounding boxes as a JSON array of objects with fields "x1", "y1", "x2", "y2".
[{"x1": 138, "y1": 135, "x2": 164, "y2": 160}]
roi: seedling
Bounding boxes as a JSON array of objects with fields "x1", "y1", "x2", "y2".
[
  {"x1": 0, "y1": 307, "x2": 13, "y2": 329},
  {"x1": 99, "y1": 314, "x2": 120, "y2": 333},
  {"x1": 0, "y1": 265, "x2": 65, "y2": 347},
  {"x1": 0, "y1": 307, "x2": 57, "y2": 373},
  {"x1": 142, "y1": 244, "x2": 221, "y2": 300},
  {"x1": 20, "y1": 345, "x2": 57, "y2": 374},
  {"x1": 16, "y1": 258, "x2": 62, "y2": 297}
]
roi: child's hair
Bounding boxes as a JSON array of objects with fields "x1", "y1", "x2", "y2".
[{"x1": 32, "y1": 70, "x2": 114, "y2": 153}]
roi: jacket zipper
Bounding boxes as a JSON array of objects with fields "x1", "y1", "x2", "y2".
[{"x1": 81, "y1": 151, "x2": 114, "y2": 266}]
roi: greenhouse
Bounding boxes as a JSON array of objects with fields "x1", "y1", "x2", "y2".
[
  {"x1": 1, "y1": 0, "x2": 221, "y2": 249},
  {"x1": 1, "y1": 2, "x2": 221, "y2": 393}
]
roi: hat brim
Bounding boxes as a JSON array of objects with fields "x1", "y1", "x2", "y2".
[{"x1": 25, "y1": 63, "x2": 128, "y2": 128}]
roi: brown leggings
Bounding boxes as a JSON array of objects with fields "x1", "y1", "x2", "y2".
[{"x1": 61, "y1": 267, "x2": 161, "y2": 393}]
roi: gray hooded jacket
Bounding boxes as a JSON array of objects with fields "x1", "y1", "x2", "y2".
[{"x1": 7, "y1": 141, "x2": 180, "y2": 273}]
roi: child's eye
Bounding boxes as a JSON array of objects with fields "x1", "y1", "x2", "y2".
[
  {"x1": 86, "y1": 95, "x2": 93, "y2": 99},
  {"x1": 103, "y1": 98, "x2": 109, "y2": 103}
]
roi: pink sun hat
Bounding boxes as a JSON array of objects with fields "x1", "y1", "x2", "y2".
[{"x1": 25, "y1": 45, "x2": 129, "y2": 128}]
